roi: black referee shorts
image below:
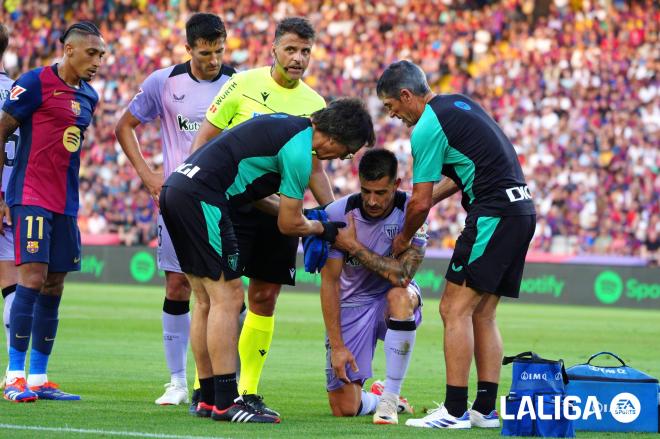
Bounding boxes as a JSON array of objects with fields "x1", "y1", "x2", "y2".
[
  {"x1": 160, "y1": 186, "x2": 241, "y2": 281},
  {"x1": 230, "y1": 205, "x2": 298, "y2": 286},
  {"x1": 445, "y1": 214, "x2": 536, "y2": 298}
]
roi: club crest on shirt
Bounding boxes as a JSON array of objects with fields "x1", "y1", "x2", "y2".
[
  {"x1": 71, "y1": 100, "x2": 81, "y2": 116},
  {"x1": 26, "y1": 241, "x2": 39, "y2": 254},
  {"x1": 384, "y1": 224, "x2": 399, "y2": 239},
  {"x1": 345, "y1": 254, "x2": 361, "y2": 267},
  {"x1": 227, "y1": 253, "x2": 239, "y2": 272}
]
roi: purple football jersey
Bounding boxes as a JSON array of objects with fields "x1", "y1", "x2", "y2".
[
  {"x1": 128, "y1": 61, "x2": 235, "y2": 178},
  {"x1": 325, "y1": 191, "x2": 428, "y2": 307},
  {"x1": 0, "y1": 72, "x2": 17, "y2": 194}
]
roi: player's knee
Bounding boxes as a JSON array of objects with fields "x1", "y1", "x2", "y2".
[
  {"x1": 165, "y1": 274, "x2": 191, "y2": 301},
  {"x1": 440, "y1": 294, "x2": 470, "y2": 323},
  {"x1": 248, "y1": 286, "x2": 280, "y2": 315},
  {"x1": 41, "y1": 277, "x2": 65, "y2": 296},
  {"x1": 224, "y1": 279, "x2": 245, "y2": 311},
  {"x1": 329, "y1": 398, "x2": 359, "y2": 417},
  {"x1": 386, "y1": 287, "x2": 415, "y2": 320},
  {"x1": 18, "y1": 267, "x2": 47, "y2": 290},
  {"x1": 473, "y1": 307, "x2": 497, "y2": 325}
]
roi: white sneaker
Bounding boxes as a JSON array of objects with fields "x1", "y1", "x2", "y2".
[
  {"x1": 370, "y1": 380, "x2": 414, "y2": 414},
  {"x1": 373, "y1": 393, "x2": 399, "y2": 425},
  {"x1": 469, "y1": 408, "x2": 500, "y2": 428},
  {"x1": 155, "y1": 381, "x2": 189, "y2": 405},
  {"x1": 405, "y1": 402, "x2": 471, "y2": 429}
]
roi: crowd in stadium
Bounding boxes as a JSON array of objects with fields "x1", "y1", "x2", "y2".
[{"x1": 0, "y1": 0, "x2": 658, "y2": 261}]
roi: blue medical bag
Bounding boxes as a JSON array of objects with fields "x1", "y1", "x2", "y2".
[{"x1": 566, "y1": 352, "x2": 659, "y2": 432}]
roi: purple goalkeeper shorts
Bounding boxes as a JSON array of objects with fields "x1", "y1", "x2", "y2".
[{"x1": 325, "y1": 281, "x2": 422, "y2": 391}]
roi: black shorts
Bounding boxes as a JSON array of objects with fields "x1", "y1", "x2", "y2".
[
  {"x1": 160, "y1": 186, "x2": 241, "y2": 281},
  {"x1": 445, "y1": 214, "x2": 536, "y2": 298},
  {"x1": 231, "y1": 205, "x2": 298, "y2": 286}
]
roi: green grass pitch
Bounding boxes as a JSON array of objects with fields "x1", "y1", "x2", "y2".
[{"x1": 0, "y1": 282, "x2": 658, "y2": 438}]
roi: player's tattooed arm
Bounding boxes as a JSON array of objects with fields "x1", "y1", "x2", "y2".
[
  {"x1": 334, "y1": 213, "x2": 426, "y2": 287},
  {"x1": 351, "y1": 244, "x2": 425, "y2": 288}
]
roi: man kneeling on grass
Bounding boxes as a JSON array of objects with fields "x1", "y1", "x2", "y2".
[{"x1": 320, "y1": 149, "x2": 427, "y2": 425}]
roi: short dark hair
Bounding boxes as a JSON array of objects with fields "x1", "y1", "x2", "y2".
[
  {"x1": 60, "y1": 21, "x2": 101, "y2": 44},
  {"x1": 0, "y1": 24, "x2": 8, "y2": 58},
  {"x1": 376, "y1": 60, "x2": 431, "y2": 99},
  {"x1": 186, "y1": 13, "x2": 226, "y2": 47},
  {"x1": 274, "y1": 17, "x2": 315, "y2": 43},
  {"x1": 359, "y1": 149, "x2": 398, "y2": 182},
  {"x1": 311, "y1": 98, "x2": 375, "y2": 153}
]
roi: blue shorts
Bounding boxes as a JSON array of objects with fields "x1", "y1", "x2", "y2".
[{"x1": 11, "y1": 205, "x2": 81, "y2": 272}]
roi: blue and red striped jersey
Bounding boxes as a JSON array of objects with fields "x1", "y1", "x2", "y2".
[{"x1": 2, "y1": 64, "x2": 98, "y2": 216}]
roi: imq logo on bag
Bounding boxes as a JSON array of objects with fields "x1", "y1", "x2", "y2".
[{"x1": 519, "y1": 371, "x2": 563, "y2": 381}]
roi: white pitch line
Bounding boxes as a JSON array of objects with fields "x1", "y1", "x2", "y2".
[{"x1": 0, "y1": 424, "x2": 227, "y2": 439}]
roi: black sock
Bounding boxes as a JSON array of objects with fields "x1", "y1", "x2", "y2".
[
  {"x1": 199, "y1": 377, "x2": 214, "y2": 406},
  {"x1": 214, "y1": 373, "x2": 238, "y2": 410},
  {"x1": 472, "y1": 381, "x2": 498, "y2": 414},
  {"x1": 444, "y1": 385, "x2": 468, "y2": 418}
]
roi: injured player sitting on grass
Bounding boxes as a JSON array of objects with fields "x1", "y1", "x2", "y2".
[{"x1": 319, "y1": 149, "x2": 428, "y2": 425}]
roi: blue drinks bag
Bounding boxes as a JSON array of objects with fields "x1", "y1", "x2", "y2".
[
  {"x1": 501, "y1": 352, "x2": 574, "y2": 437},
  {"x1": 566, "y1": 352, "x2": 659, "y2": 432}
]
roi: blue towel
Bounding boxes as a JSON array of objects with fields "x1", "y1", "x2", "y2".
[{"x1": 303, "y1": 209, "x2": 330, "y2": 273}]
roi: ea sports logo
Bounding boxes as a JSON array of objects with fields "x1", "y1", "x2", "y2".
[{"x1": 610, "y1": 392, "x2": 640, "y2": 423}]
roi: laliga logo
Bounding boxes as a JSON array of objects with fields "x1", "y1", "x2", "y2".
[
  {"x1": 500, "y1": 392, "x2": 640, "y2": 423},
  {"x1": 501, "y1": 395, "x2": 603, "y2": 421}
]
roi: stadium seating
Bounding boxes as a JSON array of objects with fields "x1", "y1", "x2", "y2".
[{"x1": 1, "y1": 0, "x2": 657, "y2": 261}]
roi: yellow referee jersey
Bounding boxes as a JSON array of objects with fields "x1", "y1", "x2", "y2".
[{"x1": 205, "y1": 66, "x2": 326, "y2": 130}]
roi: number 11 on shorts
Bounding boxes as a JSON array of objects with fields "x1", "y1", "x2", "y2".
[{"x1": 25, "y1": 215, "x2": 44, "y2": 239}]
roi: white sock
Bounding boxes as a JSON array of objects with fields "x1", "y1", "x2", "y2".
[
  {"x1": 27, "y1": 373, "x2": 47, "y2": 387},
  {"x1": 384, "y1": 319, "x2": 416, "y2": 395},
  {"x1": 6, "y1": 370, "x2": 24, "y2": 383},
  {"x1": 162, "y1": 311, "x2": 190, "y2": 384},
  {"x1": 358, "y1": 390, "x2": 379, "y2": 416},
  {"x1": 3, "y1": 291, "x2": 15, "y2": 353}
]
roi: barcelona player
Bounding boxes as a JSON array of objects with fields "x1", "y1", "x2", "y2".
[
  {"x1": 0, "y1": 22, "x2": 105, "y2": 402},
  {"x1": 0, "y1": 23, "x2": 19, "y2": 388}
]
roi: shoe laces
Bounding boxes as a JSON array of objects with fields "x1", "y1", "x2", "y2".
[
  {"x1": 164, "y1": 381, "x2": 185, "y2": 391},
  {"x1": 39, "y1": 381, "x2": 59, "y2": 389},
  {"x1": 378, "y1": 396, "x2": 398, "y2": 416},
  {"x1": 7, "y1": 377, "x2": 28, "y2": 389},
  {"x1": 425, "y1": 401, "x2": 445, "y2": 417},
  {"x1": 244, "y1": 394, "x2": 266, "y2": 409}
]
